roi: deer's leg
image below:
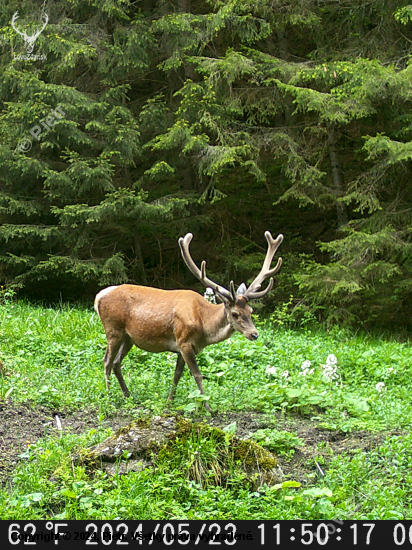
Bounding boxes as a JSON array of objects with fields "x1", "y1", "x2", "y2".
[
  {"x1": 112, "y1": 334, "x2": 133, "y2": 398},
  {"x1": 103, "y1": 329, "x2": 125, "y2": 392},
  {"x1": 103, "y1": 349, "x2": 112, "y2": 388},
  {"x1": 167, "y1": 353, "x2": 185, "y2": 403},
  {"x1": 179, "y1": 345, "x2": 212, "y2": 413}
]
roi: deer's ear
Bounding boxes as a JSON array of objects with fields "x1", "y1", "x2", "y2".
[{"x1": 236, "y1": 283, "x2": 247, "y2": 296}]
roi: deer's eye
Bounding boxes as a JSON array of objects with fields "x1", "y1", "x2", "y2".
[{"x1": 232, "y1": 311, "x2": 239, "y2": 320}]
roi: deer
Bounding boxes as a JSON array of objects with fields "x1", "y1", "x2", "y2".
[
  {"x1": 11, "y1": 11, "x2": 49, "y2": 54},
  {"x1": 94, "y1": 231, "x2": 283, "y2": 412}
]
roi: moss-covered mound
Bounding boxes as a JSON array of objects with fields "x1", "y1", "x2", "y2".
[{"x1": 77, "y1": 415, "x2": 283, "y2": 487}]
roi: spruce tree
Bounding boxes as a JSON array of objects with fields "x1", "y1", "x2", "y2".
[{"x1": 1, "y1": 0, "x2": 412, "y2": 327}]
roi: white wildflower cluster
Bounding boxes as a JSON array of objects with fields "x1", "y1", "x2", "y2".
[
  {"x1": 265, "y1": 365, "x2": 289, "y2": 381},
  {"x1": 387, "y1": 367, "x2": 397, "y2": 375},
  {"x1": 376, "y1": 382, "x2": 386, "y2": 394},
  {"x1": 299, "y1": 360, "x2": 314, "y2": 376},
  {"x1": 323, "y1": 354, "x2": 339, "y2": 380},
  {"x1": 204, "y1": 287, "x2": 216, "y2": 304}
]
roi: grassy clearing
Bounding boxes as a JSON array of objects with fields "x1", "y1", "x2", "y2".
[{"x1": 0, "y1": 300, "x2": 412, "y2": 519}]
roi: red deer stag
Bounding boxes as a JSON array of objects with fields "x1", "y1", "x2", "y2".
[{"x1": 94, "y1": 231, "x2": 283, "y2": 412}]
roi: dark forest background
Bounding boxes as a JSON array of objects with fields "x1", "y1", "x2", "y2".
[{"x1": 2, "y1": 0, "x2": 412, "y2": 329}]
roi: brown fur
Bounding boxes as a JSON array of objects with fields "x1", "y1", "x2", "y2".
[{"x1": 95, "y1": 284, "x2": 259, "y2": 412}]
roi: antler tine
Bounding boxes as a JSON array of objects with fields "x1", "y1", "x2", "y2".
[
  {"x1": 230, "y1": 280, "x2": 236, "y2": 300},
  {"x1": 11, "y1": 12, "x2": 26, "y2": 37},
  {"x1": 179, "y1": 233, "x2": 234, "y2": 302},
  {"x1": 244, "y1": 277, "x2": 275, "y2": 301},
  {"x1": 244, "y1": 232, "x2": 283, "y2": 300},
  {"x1": 31, "y1": 13, "x2": 49, "y2": 41},
  {"x1": 38, "y1": 13, "x2": 49, "y2": 34}
]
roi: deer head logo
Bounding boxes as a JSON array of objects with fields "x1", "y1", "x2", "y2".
[{"x1": 11, "y1": 12, "x2": 48, "y2": 54}]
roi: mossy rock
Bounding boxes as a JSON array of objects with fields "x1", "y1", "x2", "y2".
[
  {"x1": 76, "y1": 415, "x2": 283, "y2": 488},
  {"x1": 75, "y1": 415, "x2": 177, "y2": 464}
]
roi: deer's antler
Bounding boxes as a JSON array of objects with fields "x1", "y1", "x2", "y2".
[
  {"x1": 11, "y1": 12, "x2": 26, "y2": 38},
  {"x1": 243, "y1": 231, "x2": 283, "y2": 301},
  {"x1": 34, "y1": 13, "x2": 49, "y2": 39},
  {"x1": 179, "y1": 233, "x2": 235, "y2": 303},
  {"x1": 179, "y1": 231, "x2": 283, "y2": 303}
]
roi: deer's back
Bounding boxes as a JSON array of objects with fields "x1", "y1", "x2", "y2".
[{"x1": 95, "y1": 284, "x2": 206, "y2": 353}]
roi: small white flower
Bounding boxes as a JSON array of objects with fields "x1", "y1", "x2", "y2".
[
  {"x1": 265, "y1": 366, "x2": 277, "y2": 376},
  {"x1": 376, "y1": 382, "x2": 386, "y2": 394},
  {"x1": 281, "y1": 370, "x2": 289, "y2": 379},
  {"x1": 387, "y1": 367, "x2": 397, "y2": 375},
  {"x1": 300, "y1": 360, "x2": 314, "y2": 376},
  {"x1": 326, "y1": 354, "x2": 337, "y2": 365},
  {"x1": 323, "y1": 354, "x2": 339, "y2": 380},
  {"x1": 323, "y1": 366, "x2": 338, "y2": 380}
]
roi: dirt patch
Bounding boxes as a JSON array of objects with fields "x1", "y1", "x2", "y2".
[
  {"x1": 0, "y1": 400, "x2": 54, "y2": 485},
  {"x1": 0, "y1": 400, "x2": 138, "y2": 487},
  {"x1": 0, "y1": 400, "x2": 402, "y2": 488}
]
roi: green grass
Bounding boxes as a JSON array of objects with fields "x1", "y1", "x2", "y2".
[{"x1": 1, "y1": 300, "x2": 412, "y2": 519}]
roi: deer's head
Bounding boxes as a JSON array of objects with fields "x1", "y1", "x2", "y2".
[
  {"x1": 11, "y1": 12, "x2": 48, "y2": 54},
  {"x1": 179, "y1": 231, "x2": 283, "y2": 341}
]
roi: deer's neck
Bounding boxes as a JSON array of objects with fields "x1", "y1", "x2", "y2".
[{"x1": 203, "y1": 302, "x2": 234, "y2": 345}]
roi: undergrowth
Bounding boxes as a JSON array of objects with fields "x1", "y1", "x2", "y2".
[{"x1": 0, "y1": 300, "x2": 412, "y2": 519}]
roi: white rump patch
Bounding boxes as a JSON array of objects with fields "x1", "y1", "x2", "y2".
[{"x1": 94, "y1": 286, "x2": 118, "y2": 315}]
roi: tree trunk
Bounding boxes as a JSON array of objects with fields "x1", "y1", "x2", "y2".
[
  {"x1": 328, "y1": 127, "x2": 348, "y2": 229},
  {"x1": 133, "y1": 234, "x2": 147, "y2": 285}
]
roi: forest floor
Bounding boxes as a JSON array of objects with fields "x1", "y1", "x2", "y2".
[
  {"x1": 0, "y1": 399, "x2": 398, "y2": 489},
  {"x1": 1, "y1": 302, "x2": 412, "y2": 518}
]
